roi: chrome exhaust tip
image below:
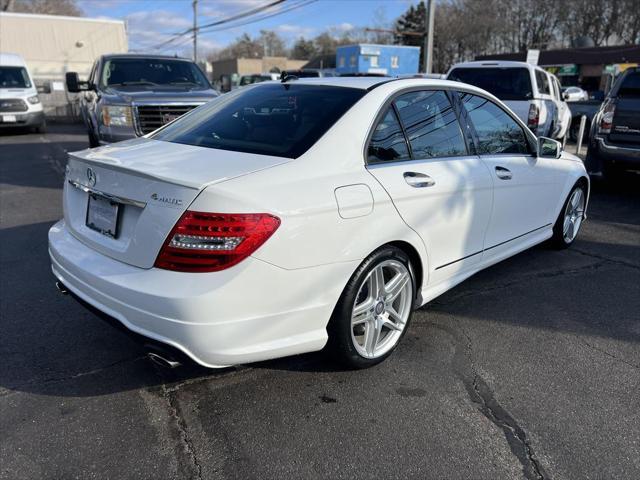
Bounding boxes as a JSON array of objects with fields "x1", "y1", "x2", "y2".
[
  {"x1": 55, "y1": 281, "x2": 69, "y2": 295},
  {"x1": 147, "y1": 351, "x2": 182, "y2": 369}
]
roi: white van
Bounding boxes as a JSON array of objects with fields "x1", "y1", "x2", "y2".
[
  {"x1": 446, "y1": 61, "x2": 571, "y2": 143},
  {"x1": 0, "y1": 53, "x2": 45, "y2": 132}
]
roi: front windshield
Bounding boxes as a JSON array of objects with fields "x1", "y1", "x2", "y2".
[
  {"x1": 101, "y1": 58, "x2": 210, "y2": 89},
  {"x1": 151, "y1": 83, "x2": 365, "y2": 159},
  {"x1": 449, "y1": 67, "x2": 533, "y2": 101},
  {"x1": 0, "y1": 67, "x2": 32, "y2": 88}
]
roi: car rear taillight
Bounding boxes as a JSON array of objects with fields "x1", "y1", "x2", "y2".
[
  {"x1": 527, "y1": 104, "x2": 539, "y2": 132},
  {"x1": 155, "y1": 211, "x2": 280, "y2": 272},
  {"x1": 598, "y1": 101, "x2": 616, "y2": 134}
]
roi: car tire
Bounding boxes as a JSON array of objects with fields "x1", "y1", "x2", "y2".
[
  {"x1": 551, "y1": 183, "x2": 587, "y2": 249},
  {"x1": 327, "y1": 246, "x2": 416, "y2": 369},
  {"x1": 32, "y1": 121, "x2": 46, "y2": 134}
]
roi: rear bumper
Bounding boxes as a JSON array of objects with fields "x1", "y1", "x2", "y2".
[
  {"x1": 48, "y1": 220, "x2": 356, "y2": 367},
  {"x1": 594, "y1": 137, "x2": 640, "y2": 168},
  {"x1": 0, "y1": 110, "x2": 45, "y2": 128}
]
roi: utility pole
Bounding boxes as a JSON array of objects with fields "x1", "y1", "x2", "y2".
[
  {"x1": 192, "y1": 0, "x2": 198, "y2": 63},
  {"x1": 424, "y1": 0, "x2": 435, "y2": 74}
]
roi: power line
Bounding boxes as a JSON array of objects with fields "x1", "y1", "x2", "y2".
[{"x1": 151, "y1": 0, "x2": 287, "y2": 51}]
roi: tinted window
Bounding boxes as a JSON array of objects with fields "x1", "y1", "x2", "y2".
[
  {"x1": 153, "y1": 84, "x2": 365, "y2": 159},
  {"x1": 448, "y1": 68, "x2": 532, "y2": 100},
  {"x1": 460, "y1": 93, "x2": 530, "y2": 155},
  {"x1": 395, "y1": 90, "x2": 467, "y2": 158},
  {"x1": 535, "y1": 70, "x2": 551, "y2": 95},
  {"x1": 367, "y1": 108, "x2": 410, "y2": 163},
  {"x1": 101, "y1": 58, "x2": 210, "y2": 89},
  {"x1": 617, "y1": 71, "x2": 640, "y2": 98},
  {"x1": 0, "y1": 67, "x2": 31, "y2": 88}
]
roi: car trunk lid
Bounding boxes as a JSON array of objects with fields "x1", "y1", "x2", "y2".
[{"x1": 64, "y1": 138, "x2": 289, "y2": 268}]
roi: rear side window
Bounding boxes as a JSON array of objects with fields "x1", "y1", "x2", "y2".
[
  {"x1": 459, "y1": 93, "x2": 530, "y2": 155},
  {"x1": 448, "y1": 67, "x2": 533, "y2": 100},
  {"x1": 535, "y1": 70, "x2": 551, "y2": 95},
  {"x1": 367, "y1": 108, "x2": 410, "y2": 163},
  {"x1": 152, "y1": 84, "x2": 365, "y2": 158},
  {"x1": 394, "y1": 90, "x2": 467, "y2": 158},
  {"x1": 617, "y1": 71, "x2": 640, "y2": 98}
]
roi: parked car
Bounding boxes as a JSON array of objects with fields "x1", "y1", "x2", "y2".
[
  {"x1": 586, "y1": 67, "x2": 640, "y2": 179},
  {"x1": 66, "y1": 54, "x2": 218, "y2": 147},
  {"x1": 562, "y1": 86, "x2": 589, "y2": 102},
  {"x1": 447, "y1": 61, "x2": 571, "y2": 143},
  {"x1": 49, "y1": 77, "x2": 588, "y2": 369},
  {"x1": 238, "y1": 73, "x2": 279, "y2": 87},
  {"x1": 0, "y1": 53, "x2": 46, "y2": 132}
]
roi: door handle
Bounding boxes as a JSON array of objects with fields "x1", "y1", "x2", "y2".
[
  {"x1": 403, "y1": 172, "x2": 435, "y2": 188},
  {"x1": 495, "y1": 166, "x2": 512, "y2": 180}
]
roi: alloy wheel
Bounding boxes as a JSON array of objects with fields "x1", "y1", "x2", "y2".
[
  {"x1": 350, "y1": 260, "x2": 413, "y2": 359},
  {"x1": 563, "y1": 188, "x2": 585, "y2": 243}
]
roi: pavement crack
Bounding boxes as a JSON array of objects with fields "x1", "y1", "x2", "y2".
[
  {"x1": 160, "y1": 383, "x2": 204, "y2": 480},
  {"x1": 578, "y1": 339, "x2": 640, "y2": 370},
  {"x1": 572, "y1": 248, "x2": 640, "y2": 271},
  {"x1": 0, "y1": 355, "x2": 144, "y2": 396},
  {"x1": 428, "y1": 322, "x2": 550, "y2": 480}
]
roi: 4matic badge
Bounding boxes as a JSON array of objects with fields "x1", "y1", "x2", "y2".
[{"x1": 151, "y1": 193, "x2": 183, "y2": 206}]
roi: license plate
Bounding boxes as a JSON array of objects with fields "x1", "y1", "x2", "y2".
[
  {"x1": 86, "y1": 194, "x2": 119, "y2": 238},
  {"x1": 2, "y1": 115, "x2": 17, "y2": 122}
]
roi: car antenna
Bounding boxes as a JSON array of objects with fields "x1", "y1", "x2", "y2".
[{"x1": 280, "y1": 71, "x2": 298, "y2": 83}]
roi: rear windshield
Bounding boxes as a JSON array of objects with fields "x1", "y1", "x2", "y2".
[
  {"x1": 448, "y1": 67, "x2": 533, "y2": 100},
  {"x1": 617, "y1": 71, "x2": 640, "y2": 98},
  {"x1": 0, "y1": 67, "x2": 31, "y2": 88},
  {"x1": 101, "y1": 58, "x2": 210, "y2": 89},
  {"x1": 152, "y1": 83, "x2": 365, "y2": 158}
]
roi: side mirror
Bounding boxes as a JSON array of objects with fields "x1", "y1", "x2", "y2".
[
  {"x1": 562, "y1": 92, "x2": 570, "y2": 101},
  {"x1": 36, "y1": 82, "x2": 51, "y2": 94},
  {"x1": 538, "y1": 136, "x2": 562, "y2": 159},
  {"x1": 219, "y1": 74, "x2": 231, "y2": 93},
  {"x1": 65, "y1": 72, "x2": 91, "y2": 93}
]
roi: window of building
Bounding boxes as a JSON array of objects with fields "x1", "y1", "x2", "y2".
[
  {"x1": 338, "y1": 56, "x2": 345, "y2": 68},
  {"x1": 370, "y1": 56, "x2": 379, "y2": 67},
  {"x1": 350, "y1": 55, "x2": 357, "y2": 68},
  {"x1": 391, "y1": 56, "x2": 399, "y2": 69},
  {"x1": 458, "y1": 93, "x2": 530, "y2": 155},
  {"x1": 367, "y1": 108, "x2": 411, "y2": 163},
  {"x1": 394, "y1": 90, "x2": 467, "y2": 159}
]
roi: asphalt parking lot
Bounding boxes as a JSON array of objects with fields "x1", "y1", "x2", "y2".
[{"x1": 1, "y1": 124, "x2": 639, "y2": 480}]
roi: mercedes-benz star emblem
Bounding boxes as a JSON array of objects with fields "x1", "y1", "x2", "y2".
[{"x1": 86, "y1": 167, "x2": 96, "y2": 187}]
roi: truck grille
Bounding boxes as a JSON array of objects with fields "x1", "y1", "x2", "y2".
[
  {"x1": 0, "y1": 99, "x2": 28, "y2": 113},
  {"x1": 134, "y1": 104, "x2": 199, "y2": 135}
]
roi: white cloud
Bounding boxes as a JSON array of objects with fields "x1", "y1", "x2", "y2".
[
  {"x1": 276, "y1": 24, "x2": 316, "y2": 37},
  {"x1": 330, "y1": 22, "x2": 355, "y2": 32},
  {"x1": 126, "y1": 10, "x2": 192, "y2": 31}
]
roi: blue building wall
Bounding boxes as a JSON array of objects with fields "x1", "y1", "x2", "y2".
[{"x1": 335, "y1": 44, "x2": 421, "y2": 76}]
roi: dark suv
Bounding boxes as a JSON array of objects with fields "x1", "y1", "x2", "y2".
[
  {"x1": 66, "y1": 54, "x2": 218, "y2": 147},
  {"x1": 586, "y1": 67, "x2": 640, "y2": 179}
]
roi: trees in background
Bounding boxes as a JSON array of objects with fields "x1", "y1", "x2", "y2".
[
  {"x1": 395, "y1": 0, "x2": 639, "y2": 73},
  {"x1": 1, "y1": 0, "x2": 81, "y2": 15}
]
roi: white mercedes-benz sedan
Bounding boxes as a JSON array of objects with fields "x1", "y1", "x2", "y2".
[{"x1": 49, "y1": 77, "x2": 589, "y2": 369}]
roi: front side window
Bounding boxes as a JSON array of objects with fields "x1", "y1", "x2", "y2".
[
  {"x1": 0, "y1": 67, "x2": 31, "y2": 88},
  {"x1": 367, "y1": 108, "x2": 410, "y2": 163},
  {"x1": 459, "y1": 93, "x2": 530, "y2": 155},
  {"x1": 152, "y1": 84, "x2": 365, "y2": 159},
  {"x1": 394, "y1": 90, "x2": 467, "y2": 159},
  {"x1": 101, "y1": 58, "x2": 210, "y2": 89}
]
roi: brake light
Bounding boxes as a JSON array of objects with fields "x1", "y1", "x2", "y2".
[
  {"x1": 527, "y1": 104, "x2": 539, "y2": 132},
  {"x1": 155, "y1": 211, "x2": 280, "y2": 272},
  {"x1": 598, "y1": 101, "x2": 616, "y2": 134}
]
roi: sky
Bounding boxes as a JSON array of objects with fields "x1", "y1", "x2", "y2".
[{"x1": 78, "y1": 0, "x2": 418, "y2": 57}]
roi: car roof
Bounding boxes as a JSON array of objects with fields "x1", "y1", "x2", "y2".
[
  {"x1": 450, "y1": 60, "x2": 541, "y2": 71},
  {"x1": 0, "y1": 52, "x2": 26, "y2": 67},
  {"x1": 100, "y1": 53, "x2": 194, "y2": 62}
]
